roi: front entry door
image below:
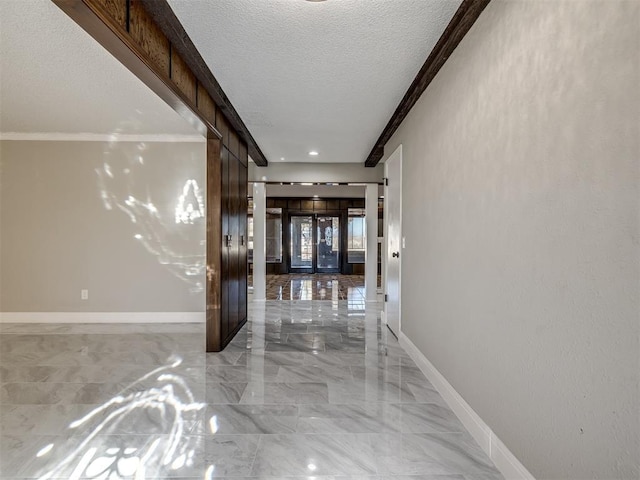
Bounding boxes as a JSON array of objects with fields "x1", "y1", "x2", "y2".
[
  {"x1": 290, "y1": 215, "x2": 314, "y2": 272},
  {"x1": 289, "y1": 214, "x2": 341, "y2": 273},
  {"x1": 315, "y1": 216, "x2": 340, "y2": 273}
]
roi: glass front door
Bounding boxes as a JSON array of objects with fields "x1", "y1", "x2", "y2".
[
  {"x1": 289, "y1": 215, "x2": 341, "y2": 273},
  {"x1": 290, "y1": 215, "x2": 314, "y2": 271},
  {"x1": 316, "y1": 216, "x2": 340, "y2": 272}
]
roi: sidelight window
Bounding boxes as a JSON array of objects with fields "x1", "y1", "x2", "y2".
[{"x1": 348, "y1": 208, "x2": 365, "y2": 263}]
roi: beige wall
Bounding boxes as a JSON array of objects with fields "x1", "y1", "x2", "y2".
[
  {"x1": 0, "y1": 140, "x2": 206, "y2": 314},
  {"x1": 384, "y1": 1, "x2": 639, "y2": 478}
]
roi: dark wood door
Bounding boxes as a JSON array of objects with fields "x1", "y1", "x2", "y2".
[
  {"x1": 210, "y1": 138, "x2": 248, "y2": 351},
  {"x1": 228, "y1": 150, "x2": 240, "y2": 335},
  {"x1": 221, "y1": 146, "x2": 231, "y2": 342}
]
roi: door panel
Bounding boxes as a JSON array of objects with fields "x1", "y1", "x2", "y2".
[
  {"x1": 206, "y1": 137, "x2": 222, "y2": 352},
  {"x1": 290, "y1": 215, "x2": 314, "y2": 272},
  {"x1": 221, "y1": 147, "x2": 230, "y2": 341},
  {"x1": 316, "y1": 216, "x2": 340, "y2": 273},
  {"x1": 385, "y1": 145, "x2": 402, "y2": 337},
  {"x1": 228, "y1": 153, "x2": 240, "y2": 334}
]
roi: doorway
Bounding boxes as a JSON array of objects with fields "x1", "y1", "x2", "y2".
[{"x1": 289, "y1": 214, "x2": 341, "y2": 273}]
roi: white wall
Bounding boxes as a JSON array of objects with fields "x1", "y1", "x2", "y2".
[
  {"x1": 249, "y1": 161, "x2": 383, "y2": 183},
  {"x1": 0, "y1": 140, "x2": 207, "y2": 317},
  {"x1": 384, "y1": 1, "x2": 639, "y2": 478}
]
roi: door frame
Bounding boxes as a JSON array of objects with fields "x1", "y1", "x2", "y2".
[
  {"x1": 287, "y1": 213, "x2": 342, "y2": 274},
  {"x1": 384, "y1": 144, "x2": 402, "y2": 336}
]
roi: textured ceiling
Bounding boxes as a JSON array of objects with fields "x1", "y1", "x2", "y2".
[
  {"x1": 0, "y1": 0, "x2": 198, "y2": 137},
  {"x1": 168, "y1": 0, "x2": 461, "y2": 163}
]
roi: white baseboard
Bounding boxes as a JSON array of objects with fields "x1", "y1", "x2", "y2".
[
  {"x1": 399, "y1": 332, "x2": 535, "y2": 480},
  {"x1": 0, "y1": 312, "x2": 204, "y2": 323}
]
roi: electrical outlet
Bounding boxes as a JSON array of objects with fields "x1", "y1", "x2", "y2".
[{"x1": 81, "y1": 289, "x2": 89, "y2": 300}]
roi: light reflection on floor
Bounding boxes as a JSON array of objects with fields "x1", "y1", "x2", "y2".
[
  {"x1": 0, "y1": 301, "x2": 503, "y2": 479},
  {"x1": 1, "y1": 355, "x2": 204, "y2": 479}
]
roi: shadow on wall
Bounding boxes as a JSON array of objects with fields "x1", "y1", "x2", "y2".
[{"x1": 96, "y1": 140, "x2": 206, "y2": 294}]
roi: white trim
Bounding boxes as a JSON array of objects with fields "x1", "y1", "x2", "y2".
[
  {"x1": 0, "y1": 312, "x2": 204, "y2": 323},
  {"x1": 399, "y1": 332, "x2": 536, "y2": 480},
  {"x1": 0, "y1": 132, "x2": 205, "y2": 143}
]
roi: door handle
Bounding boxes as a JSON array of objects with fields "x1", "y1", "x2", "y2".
[
  {"x1": 225, "y1": 235, "x2": 233, "y2": 247},
  {"x1": 392, "y1": 251, "x2": 400, "y2": 258}
]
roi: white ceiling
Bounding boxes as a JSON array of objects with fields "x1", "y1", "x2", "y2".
[
  {"x1": 168, "y1": 0, "x2": 461, "y2": 163},
  {"x1": 0, "y1": 0, "x2": 461, "y2": 158},
  {"x1": 0, "y1": 0, "x2": 198, "y2": 138}
]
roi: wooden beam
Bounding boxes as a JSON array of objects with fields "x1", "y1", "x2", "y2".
[
  {"x1": 364, "y1": 0, "x2": 491, "y2": 167},
  {"x1": 139, "y1": 0, "x2": 269, "y2": 167},
  {"x1": 53, "y1": 0, "x2": 219, "y2": 139}
]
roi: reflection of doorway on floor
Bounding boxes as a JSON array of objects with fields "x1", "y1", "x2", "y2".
[{"x1": 248, "y1": 274, "x2": 375, "y2": 301}]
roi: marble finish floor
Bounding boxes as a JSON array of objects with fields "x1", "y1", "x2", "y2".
[
  {"x1": 250, "y1": 274, "x2": 369, "y2": 302},
  {"x1": 0, "y1": 301, "x2": 503, "y2": 479}
]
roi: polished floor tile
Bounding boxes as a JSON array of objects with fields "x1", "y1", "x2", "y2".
[
  {"x1": 251, "y1": 433, "x2": 378, "y2": 476},
  {"x1": 251, "y1": 273, "x2": 370, "y2": 302},
  {"x1": 0, "y1": 301, "x2": 503, "y2": 479}
]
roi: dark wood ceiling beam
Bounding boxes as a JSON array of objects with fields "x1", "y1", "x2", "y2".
[
  {"x1": 139, "y1": 0, "x2": 268, "y2": 167},
  {"x1": 364, "y1": 0, "x2": 491, "y2": 167},
  {"x1": 53, "y1": 0, "x2": 217, "y2": 139}
]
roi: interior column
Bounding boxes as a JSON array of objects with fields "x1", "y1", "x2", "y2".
[{"x1": 252, "y1": 182, "x2": 267, "y2": 301}]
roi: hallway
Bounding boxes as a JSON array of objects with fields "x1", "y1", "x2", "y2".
[{"x1": 0, "y1": 299, "x2": 502, "y2": 479}]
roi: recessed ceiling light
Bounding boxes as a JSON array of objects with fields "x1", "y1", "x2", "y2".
[
  {"x1": 309, "y1": 151, "x2": 319, "y2": 156},
  {"x1": 280, "y1": 157, "x2": 285, "y2": 161}
]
